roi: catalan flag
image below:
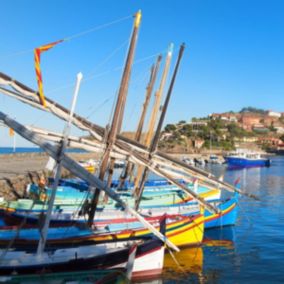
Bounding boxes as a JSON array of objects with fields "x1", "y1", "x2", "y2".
[{"x1": 34, "y1": 40, "x2": 63, "y2": 107}]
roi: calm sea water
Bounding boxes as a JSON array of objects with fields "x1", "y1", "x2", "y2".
[
  {"x1": 160, "y1": 155, "x2": 284, "y2": 283},
  {"x1": 0, "y1": 147, "x2": 86, "y2": 154},
  {"x1": 1, "y1": 149, "x2": 283, "y2": 283},
  {"x1": 0, "y1": 147, "x2": 43, "y2": 154}
]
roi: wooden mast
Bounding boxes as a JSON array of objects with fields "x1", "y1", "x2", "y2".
[
  {"x1": 105, "y1": 57, "x2": 162, "y2": 191},
  {"x1": 87, "y1": 10, "x2": 142, "y2": 226},
  {"x1": 134, "y1": 43, "x2": 185, "y2": 210},
  {"x1": 133, "y1": 43, "x2": 173, "y2": 195},
  {"x1": 0, "y1": 111, "x2": 180, "y2": 252},
  {"x1": 135, "y1": 56, "x2": 162, "y2": 141},
  {"x1": 119, "y1": 55, "x2": 162, "y2": 187},
  {"x1": 0, "y1": 73, "x2": 253, "y2": 198}
]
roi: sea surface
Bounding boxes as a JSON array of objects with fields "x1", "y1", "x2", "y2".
[
  {"x1": 0, "y1": 147, "x2": 85, "y2": 154},
  {"x1": 159, "y1": 155, "x2": 284, "y2": 284},
  {"x1": 1, "y1": 149, "x2": 283, "y2": 283}
]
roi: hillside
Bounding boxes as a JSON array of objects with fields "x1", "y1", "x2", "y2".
[{"x1": 158, "y1": 107, "x2": 284, "y2": 153}]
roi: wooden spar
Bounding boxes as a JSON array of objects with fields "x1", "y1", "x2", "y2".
[
  {"x1": 133, "y1": 43, "x2": 174, "y2": 195},
  {"x1": 120, "y1": 55, "x2": 162, "y2": 187},
  {"x1": 134, "y1": 44, "x2": 185, "y2": 210},
  {"x1": 0, "y1": 74, "x2": 254, "y2": 198},
  {"x1": 117, "y1": 141, "x2": 220, "y2": 214},
  {"x1": 37, "y1": 72, "x2": 83, "y2": 255},
  {"x1": 0, "y1": 83, "x2": 253, "y2": 199},
  {"x1": 88, "y1": 10, "x2": 142, "y2": 225},
  {"x1": 155, "y1": 151, "x2": 259, "y2": 199},
  {"x1": 30, "y1": 124, "x2": 224, "y2": 197},
  {"x1": 27, "y1": 125, "x2": 220, "y2": 193},
  {"x1": 28, "y1": 126, "x2": 127, "y2": 160},
  {"x1": 27, "y1": 123, "x2": 220, "y2": 214},
  {"x1": 0, "y1": 111, "x2": 179, "y2": 252}
]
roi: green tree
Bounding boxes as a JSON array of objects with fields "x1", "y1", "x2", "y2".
[
  {"x1": 164, "y1": 124, "x2": 176, "y2": 132},
  {"x1": 240, "y1": 107, "x2": 266, "y2": 114}
]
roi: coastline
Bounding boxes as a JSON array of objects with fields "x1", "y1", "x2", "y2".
[{"x1": 0, "y1": 152, "x2": 99, "y2": 200}]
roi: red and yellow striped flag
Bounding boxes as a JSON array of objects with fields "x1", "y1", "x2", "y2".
[{"x1": 34, "y1": 40, "x2": 63, "y2": 107}]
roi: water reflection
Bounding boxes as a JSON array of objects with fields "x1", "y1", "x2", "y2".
[
  {"x1": 129, "y1": 157, "x2": 284, "y2": 283},
  {"x1": 159, "y1": 227, "x2": 235, "y2": 283},
  {"x1": 203, "y1": 226, "x2": 235, "y2": 248}
]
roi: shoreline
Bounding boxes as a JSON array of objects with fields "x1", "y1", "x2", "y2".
[
  {"x1": 0, "y1": 152, "x2": 99, "y2": 200},
  {"x1": 0, "y1": 150, "x2": 277, "y2": 201}
]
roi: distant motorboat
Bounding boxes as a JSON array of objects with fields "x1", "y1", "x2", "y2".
[
  {"x1": 208, "y1": 154, "x2": 223, "y2": 164},
  {"x1": 224, "y1": 149, "x2": 271, "y2": 168},
  {"x1": 182, "y1": 157, "x2": 194, "y2": 166}
]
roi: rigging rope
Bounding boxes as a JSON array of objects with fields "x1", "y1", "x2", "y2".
[
  {"x1": 45, "y1": 51, "x2": 163, "y2": 96},
  {"x1": 0, "y1": 14, "x2": 132, "y2": 60}
]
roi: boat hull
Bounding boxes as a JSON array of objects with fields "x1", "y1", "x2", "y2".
[
  {"x1": 0, "y1": 239, "x2": 164, "y2": 280},
  {"x1": 0, "y1": 214, "x2": 204, "y2": 248},
  {"x1": 225, "y1": 156, "x2": 270, "y2": 167},
  {"x1": 204, "y1": 194, "x2": 238, "y2": 228}
]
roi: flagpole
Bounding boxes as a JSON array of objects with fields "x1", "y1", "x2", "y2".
[
  {"x1": 37, "y1": 72, "x2": 83, "y2": 255},
  {"x1": 13, "y1": 133, "x2": 16, "y2": 153}
]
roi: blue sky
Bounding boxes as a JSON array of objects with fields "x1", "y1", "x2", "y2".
[{"x1": 0, "y1": 0, "x2": 284, "y2": 146}]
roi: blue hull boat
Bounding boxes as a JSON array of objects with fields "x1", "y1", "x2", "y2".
[
  {"x1": 204, "y1": 193, "x2": 238, "y2": 228},
  {"x1": 225, "y1": 156, "x2": 270, "y2": 167}
]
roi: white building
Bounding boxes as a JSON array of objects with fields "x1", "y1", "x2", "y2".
[{"x1": 267, "y1": 111, "x2": 281, "y2": 118}]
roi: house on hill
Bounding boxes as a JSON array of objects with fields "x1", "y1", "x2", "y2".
[
  {"x1": 239, "y1": 113, "x2": 262, "y2": 131},
  {"x1": 267, "y1": 110, "x2": 281, "y2": 118},
  {"x1": 210, "y1": 113, "x2": 239, "y2": 122}
]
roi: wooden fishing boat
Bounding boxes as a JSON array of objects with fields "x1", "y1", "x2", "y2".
[
  {"x1": 203, "y1": 193, "x2": 238, "y2": 228},
  {"x1": 0, "y1": 238, "x2": 164, "y2": 280},
  {"x1": 0, "y1": 213, "x2": 204, "y2": 248},
  {"x1": 2, "y1": 193, "x2": 237, "y2": 230},
  {"x1": 0, "y1": 184, "x2": 220, "y2": 218},
  {"x1": 27, "y1": 181, "x2": 221, "y2": 203}
]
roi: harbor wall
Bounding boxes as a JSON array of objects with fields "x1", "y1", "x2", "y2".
[{"x1": 0, "y1": 152, "x2": 99, "y2": 201}]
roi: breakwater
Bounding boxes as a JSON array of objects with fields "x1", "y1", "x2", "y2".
[{"x1": 0, "y1": 152, "x2": 99, "y2": 200}]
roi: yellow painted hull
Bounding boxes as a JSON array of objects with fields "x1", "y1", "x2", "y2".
[
  {"x1": 3, "y1": 213, "x2": 204, "y2": 248},
  {"x1": 66, "y1": 213, "x2": 205, "y2": 248}
]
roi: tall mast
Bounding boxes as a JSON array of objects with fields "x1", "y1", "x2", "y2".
[
  {"x1": 88, "y1": 10, "x2": 142, "y2": 225},
  {"x1": 119, "y1": 55, "x2": 162, "y2": 187},
  {"x1": 133, "y1": 43, "x2": 173, "y2": 194},
  {"x1": 37, "y1": 72, "x2": 83, "y2": 254},
  {"x1": 135, "y1": 56, "x2": 162, "y2": 141},
  {"x1": 135, "y1": 43, "x2": 185, "y2": 210}
]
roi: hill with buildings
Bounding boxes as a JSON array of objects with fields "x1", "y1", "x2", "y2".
[{"x1": 159, "y1": 107, "x2": 284, "y2": 153}]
